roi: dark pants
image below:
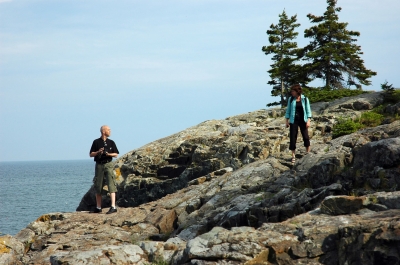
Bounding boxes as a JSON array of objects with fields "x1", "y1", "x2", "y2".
[{"x1": 289, "y1": 118, "x2": 310, "y2": 151}]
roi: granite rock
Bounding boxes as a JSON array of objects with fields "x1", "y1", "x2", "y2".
[{"x1": 3, "y1": 91, "x2": 400, "y2": 264}]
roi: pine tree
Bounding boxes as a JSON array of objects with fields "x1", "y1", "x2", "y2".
[
  {"x1": 303, "y1": 0, "x2": 376, "y2": 89},
  {"x1": 262, "y1": 10, "x2": 305, "y2": 107}
]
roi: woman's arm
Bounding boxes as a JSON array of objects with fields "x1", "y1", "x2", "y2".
[
  {"x1": 285, "y1": 101, "x2": 291, "y2": 127},
  {"x1": 285, "y1": 100, "x2": 291, "y2": 119},
  {"x1": 305, "y1": 97, "x2": 312, "y2": 119},
  {"x1": 305, "y1": 97, "x2": 312, "y2": 128}
]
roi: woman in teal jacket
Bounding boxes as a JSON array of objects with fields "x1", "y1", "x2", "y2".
[{"x1": 285, "y1": 84, "x2": 312, "y2": 163}]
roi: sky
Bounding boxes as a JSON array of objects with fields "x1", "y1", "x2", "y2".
[{"x1": 0, "y1": 0, "x2": 399, "y2": 162}]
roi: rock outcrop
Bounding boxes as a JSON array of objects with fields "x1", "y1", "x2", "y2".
[
  {"x1": 77, "y1": 92, "x2": 388, "y2": 211},
  {"x1": 2, "y1": 91, "x2": 400, "y2": 265}
]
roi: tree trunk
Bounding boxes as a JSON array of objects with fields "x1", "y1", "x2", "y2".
[
  {"x1": 326, "y1": 63, "x2": 331, "y2": 89},
  {"x1": 326, "y1": 58, "x2": 331, "y2": 89},
  {"x1": 280, "y1": 79, "x2": 285, "y2": 107}
]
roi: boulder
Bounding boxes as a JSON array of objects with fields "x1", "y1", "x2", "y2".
[
  {"x1": 366, "y1": 191, "x2": 400, "y2": 210},
  {"x1": 320, "y1": 195, "x2": 364, "y2": 215},
  {"x1": 0, "y1": 235, "x2": 24, "y2": 265},
  {"x1": 49, "y1": 245, "x2": 147, "y2": 265},
  {"x1": 353, "y1": 137, "x2": 400, "y2": 171},
  {"x1": 175, "y1": 208, "x2": 400, "y2": 264},
  {"x1": 385, "y1": 101, "x2": 400, "y2": 115}
]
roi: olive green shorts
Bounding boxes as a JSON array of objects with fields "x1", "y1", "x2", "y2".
[{"x1": 94, "y1": 162, "x2": 117, "y2": 194}]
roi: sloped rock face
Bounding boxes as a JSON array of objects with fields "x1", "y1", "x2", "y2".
[
  {"x1": 77, "y1": 108, "x2": 289, "y2": 211},
  {"x1": 0, "y1": 235, "x2": 24, "y2": 265},
  {"x1": 3, "y1": 91, "x2": 400, "y2": 264},
  {"x1": 77, "y1": 92, "x2": 391, "y2": 211},
  {"x1": 4, "y1": 170, "x2": 400, "y2": 265},
  {"x1": 3, "y1": 178, "x2": 400, "y2": 264},
  {"x1": 179, "y1": 208, "x2": 400, "y2": 265},
  {"x1": 5, "y1": 125, "x2": 400, "y2": 264},
  {"x1": 353, "y1": 137, "x2": 400, "y2": 171},
  {"x1": 320, "y1": 195, "x2": 364, "y2": 215}
]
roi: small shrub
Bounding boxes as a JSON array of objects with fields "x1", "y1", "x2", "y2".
[
  {"x1": 381, "y1": 80, "x2": 394, "y2": 93},
  {"x1": 383, "y1": 92, "x2": 399, "y2": 104},
  {"x1": 332, "y1": 118, "x2": 363, "y2": 138},
  {"x1": 372, "y1": 102, "x2": 400, "y2": 124},
  {"x1": 359, "y1": 112, "x2": 384, "y2": 127},
  {"x1": 146, "y1": 257, "x2": 169, "y2": 265},
  {"x1": 381, "y1": 80, "x2": 400, "y2": 104},
  {"x1": 372, "y1": 104, "x2": 385, "y2": 114},
  {"x1": 392, "y1": 90, "x2": 400, "y2": 103}
]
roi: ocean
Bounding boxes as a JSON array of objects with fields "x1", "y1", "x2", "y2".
[{"x1": 0, "y1": 160, "x2": 94, "y2": 236}]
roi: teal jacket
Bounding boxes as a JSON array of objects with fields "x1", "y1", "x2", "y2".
[{"x1": 285, "y1": 95, "x2": 312, "y2": 124}]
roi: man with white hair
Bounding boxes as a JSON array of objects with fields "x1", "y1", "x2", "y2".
[{"x1": 89, "y1": 125, "x2": 119, "y2": 214}]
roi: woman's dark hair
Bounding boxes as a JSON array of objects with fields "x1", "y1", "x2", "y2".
[{"x1": 290, "y1": 84, "x2": 302, "y2": 95}]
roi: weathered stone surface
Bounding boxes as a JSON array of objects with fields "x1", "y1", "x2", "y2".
[
  {"x1": 49, "y1": 244, "x2": 147, "y2": 265},
  {"x1": 3, "y1": 91, "x2": 400, "y2": 264},
  {"x1": 0, "y1": 253, "x2": 23, "y2": 265},
  {"x1": 318, "y1": 192, "x2": 400, "y2": 217},
  {"x1": 75, "y1": 91, "x2": 398, "y2": 215},
  {"x1": 0, "y1": 235, "x2": 24, "y2": 254},
  {"x1": 366, "y1": 191, "x2": 400, "y2": 209},
  {"x1": 173, "y1": 208, "x2": 400, "y2": 264},
  {"x1": 385, "y1": 101, "x2": 400, "y2": 115},
  {"x1": 14, "y1": 228, "x2": 35, "y2": 253},
  {"x1": 320, "y1": 195, "x2": 364, "y2": 215},
  {"x1": 318, "y1": 91, "x2": 384, "y2": 114},
  {"x1": 353, "y1": 137, "x2": 400, "y2": 171},
  {"x1": 145, "y1": 208, "x2": 178, "y2": 234},
  {"x1": 10, "y1": 168, "x2": 399, "y2": 264}
]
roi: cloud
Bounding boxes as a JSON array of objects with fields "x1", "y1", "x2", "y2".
[
  {"x1": 0, "y1": 0, "x2": 12, "y2": 3},
  {"x1": 0, "y1": 42, "x2": 39, "y2": 55}
]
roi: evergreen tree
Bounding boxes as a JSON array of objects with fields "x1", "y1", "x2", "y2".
[
  {"x1": 262, "y1": 10, "x2": 305, "y2": 107},
  {"x1": 303, "y1": 0, "x2": 376, "y2": 89}
]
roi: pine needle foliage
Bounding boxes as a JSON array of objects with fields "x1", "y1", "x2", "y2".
[
  {"x1": 303, "y1": 0, "x2": 377, "y2": 89},
  {"x1": 302, "y1": 87, "x2": 366, "y2": 103},
  {"x1": 332, "y1": 118, "x2": 363, "y2": 138},
  {"x1": 262, "y1": 10, "x2": 307, "y2": 107}
]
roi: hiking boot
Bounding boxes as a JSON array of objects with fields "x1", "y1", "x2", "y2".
[
  {"x1": 106, "y1": 207, "x2": 117, "y2": 214},
  {"x1": 91, "y1": 208, "x2": 102, "y2": 213}
]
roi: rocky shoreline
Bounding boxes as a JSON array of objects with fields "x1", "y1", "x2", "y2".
[{"x1": 1, "y1": 91, "x2": 400, "y2": 264}]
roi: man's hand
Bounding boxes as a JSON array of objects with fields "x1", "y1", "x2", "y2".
[
  {"x1": 286, "y1": 120, "x2": 290, "y2": 128},
  {"x1": 90, "y1": 148, "x2": 106, "y2": 158},
  {"x1": 306, "y1": 120, "x2": 311, "y2": 128}
]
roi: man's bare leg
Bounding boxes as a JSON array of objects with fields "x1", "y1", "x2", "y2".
[
  {"x1": 96, "y1": 194, "x2": 102, "y2": 208},
  {"x1": 110, "y1": 193, "x2": 116, "y2": 208}
]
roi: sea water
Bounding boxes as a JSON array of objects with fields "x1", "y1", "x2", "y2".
[{"x1": 0, "y1": 160, "x2": 94, "y2": 235}]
